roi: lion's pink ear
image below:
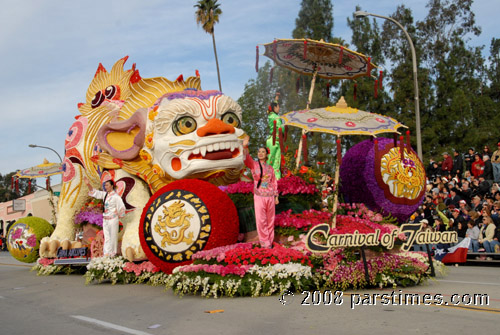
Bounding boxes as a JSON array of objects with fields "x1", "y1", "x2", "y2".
[{"x1": 97, "y1": 109, "x2": 147, "y2": 160}]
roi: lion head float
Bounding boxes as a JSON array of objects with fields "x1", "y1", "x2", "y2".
[{"x1": 40, "y1": 57, "x2": 246, "y2": 261}]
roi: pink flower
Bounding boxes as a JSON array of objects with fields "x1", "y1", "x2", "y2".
[
  {"x1": 123, "y1": 261, "x2": 160, "y2": 275},
  {"x1": 27, "y1": 234, "x2": 37, "y2": 248},
  {"x1": 12, "y1": 228, "x2": 23, "y2": 240},
  {"x1": 38, "y1": 258, "x2": 55, "y2": 266}
]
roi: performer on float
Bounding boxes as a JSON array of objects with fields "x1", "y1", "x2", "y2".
[
  {"x1": 266, "y1": 92, "x2": 283, "y2": 179},
  {"x1": 83, "y1": 177, "x2": 125, "y2": 256},
  {"x1": 243, "y1": 135, "x2": 279, "y2": 248}
]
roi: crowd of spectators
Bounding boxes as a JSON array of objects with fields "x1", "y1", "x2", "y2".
[{"x1": 411, "y1": 143, "x2": 500, "y2": 259}]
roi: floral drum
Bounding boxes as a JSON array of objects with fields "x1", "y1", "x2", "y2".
[
  {"x1": 339, "y1": 138, "x2": 426, "y2": 222},
  {"x1": 139, "y1": 179, "x2": 239, "y2": 274}
]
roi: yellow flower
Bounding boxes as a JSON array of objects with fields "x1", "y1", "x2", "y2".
[
  {"x1": 145, "y1": 132, "x2": 154, "y2": 149},
  {"x1": 140, "y1": 149, "x2": 152, "y2": 163}
]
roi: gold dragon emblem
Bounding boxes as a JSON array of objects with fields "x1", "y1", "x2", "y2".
[
  {"x1": 380, "y1": 148, "x2": 425, "y2": 200},
  {"x1": 154, "y1": 201, "x2": 195, "y2": 247}
]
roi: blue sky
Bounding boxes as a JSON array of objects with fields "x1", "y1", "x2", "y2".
[{"x1": 1, "y1": 0, "x2": 498, "y2": 180}]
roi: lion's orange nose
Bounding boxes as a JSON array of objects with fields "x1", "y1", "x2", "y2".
[{"x1": 196, "y1": 118, "x2": 235, "y2": 137}]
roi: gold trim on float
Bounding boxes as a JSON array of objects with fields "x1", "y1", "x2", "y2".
[{"x1": 169, "y1": 140, "x2": 196, "y2": 147}]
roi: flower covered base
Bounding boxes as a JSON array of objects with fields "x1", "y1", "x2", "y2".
[
  {"x1": 164, "y1": 243, "x2": 442, "y2": 298},
  {"x1": 32, "y1": 244, "x2": 444, "y2": 298}
]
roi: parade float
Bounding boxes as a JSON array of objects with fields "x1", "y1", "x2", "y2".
[{"x1": 17, "y1": 47, "x2": 453, "y2": 297}]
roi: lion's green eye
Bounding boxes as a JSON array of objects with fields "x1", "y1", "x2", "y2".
[
  {"x1": 221, "y1": 112, "x2": 240, "y2": 128},
  {"x1": 173, "y1": 116, "x2": 197, "y2": 136}
]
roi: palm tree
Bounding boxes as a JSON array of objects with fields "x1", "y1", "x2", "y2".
[{"x1": 194, "y1": 0, "x2": 223, "y2": 92}]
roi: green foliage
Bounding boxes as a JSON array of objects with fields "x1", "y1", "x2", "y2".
[
  {"x1": 194, "y1": 0, "x2": 222, "y2": 91},
  {"x1": 293, "y1": 0, "x2": 334, "y2": 42},
  {"x1": 0, "y1": 172, "x2": 36, "y2": 202},
  {"x1": 194, "y1": 0, "x2": 221, "y2": 34},
  {"x1": 240, "y1": 0, "x2": 340, "y2": 169},
  {"x1": 227, "y1": 193, "x2": 253, "y2": 208},
  {"x1": 240, "y1": 0, "x2": 499, "y2": 168}
]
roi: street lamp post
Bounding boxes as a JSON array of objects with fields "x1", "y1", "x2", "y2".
[
  {"x1": 353, "y1": 11, "x2": 423, "y2": 161},
  {"x1": 28, "y1": 144, "x2": 63, "y2": 163}
]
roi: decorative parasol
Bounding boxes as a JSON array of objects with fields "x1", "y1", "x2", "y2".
[
  {"x1": 280, "y1": 97, "x2": 407, "y2": 227},
  {"x1": 261, "y1": 38, "x2": 377, "y2": 167},
  {"x1": 16, "y1": 159, "x2": 63, "y2": 179},
  {"x1": 281, "y1": 97, "x2": 404, "y2": 136},
  {"x1": 262, "y1": 38, "x2": 376, "y2": 80},
  {"x1": 15, "y1": 158, "x2": 61, "y2": 221}
]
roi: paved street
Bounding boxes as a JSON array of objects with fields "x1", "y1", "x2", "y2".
[{"x1": 1, "y1": 252, "x2": 499, "y2": 335}]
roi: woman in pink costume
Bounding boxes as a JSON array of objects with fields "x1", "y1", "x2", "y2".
[{"x1": 243, "y1": 136, "x2": 279, "y2": 248}]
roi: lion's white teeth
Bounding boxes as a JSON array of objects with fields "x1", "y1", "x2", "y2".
[
  {"x1": 226, "y1": 142, "x2": 231, "y2": 150},
  {"x1": 214, "y1": 143, "x2": 220, "y2": 151},
  {"x1": 200, "y1": 146, "x2": 207, "y2": 157},
  {"x1": 207, "y1": 144, "x2": 214, "y2": 152},
  {"x1": 230, "y1": 142, "x2": 236, "y2": 152},
  {"x1": 193, "y1": 148, "x2": 200, "y2": 155}
]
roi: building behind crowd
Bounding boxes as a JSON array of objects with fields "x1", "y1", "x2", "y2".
[{"x1": 0, "y1": 184, "x2": 60, "y2": 236}]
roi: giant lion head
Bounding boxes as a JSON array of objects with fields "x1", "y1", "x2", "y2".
[{"x1": 96, "y1": 88, "x2": 246, "y2": 191}]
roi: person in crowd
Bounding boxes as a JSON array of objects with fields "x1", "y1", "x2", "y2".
[
  {"x1": 477, "y1": 176, "x2": 491, "y2": 196},
  {"x1": 481, "y1": 155, "x2": 494, "y2": 183},
  {"x1": 466, "y1": 221, "x2": 480, "y2": 252},
  {"x1": 463, "y1": 170, "x2": 472, "y2": 182},
  {"x1": 471, "y1": 195, "x2": 483, "y2": 212},
  {"x1": 452, "y1": 149, "x2": 463, "y2": 178},
  {"x1": 427, "y1": 160, "x2": 441, "y2": 181},
  {"x1": 451, "y1": 208, "x2": 466, "y2": 237},
  {"x1": 422, "y1": 195, "x2": 436, "y2": 226},
  {"x1": 479, "y1": 216, "x2": 499, "y2": 257},
  {"x1": 459, "y1": 180, "x2": 472, "y2": 203},
  {"x1": 471, "y1": 154, "x2": 484, "y2": 179},
  {"x1": 457, "y1": 221, "x2": 467, "y2": 243},
  {"x1": 485, "y1": 196, "x2": 495, "y2": 209},
  {"x1": 461, "y1": 205, "x2": 472, "y2": 221},
  {"x1": 433, "y1": 176, "x2": 443, "y2": 187},
  {"x1": 482, "y1": 145, "x2": 492, "y2": 160},
  {"x1": 446, "y1": 188, "x2": 462, "y2": 208},
  {"x1": 441, "y1": 152, "x2": 453, "y2": 175},
  {"x1": 435, "y1": 207, "x2": 449, "y2": 232},
  {"x1": 491, "y1": 142, "x2": 500, "y2": 183},
  {"x1": 471, "y1": 178, "x2": 480, "y2": 193},
  {"x1": 490, "y1": 201, "x2": 500, "y2": 225},
  {"x1": 243, "y1": 136, "x2": 278, "y2": 248},
  {"x1": 84, "y1": 177, "x2": 125, "y2": 257},
  {"x1": 413, "y1": 219, "x2": 433, "y2": 252},
  {"x1": 464, "y1": 148, "x2": 475, "y2": 173}
]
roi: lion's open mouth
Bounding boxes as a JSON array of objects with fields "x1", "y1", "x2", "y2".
[{"x1": 188, "y1": 148, "x2": 240, "y2": 160}]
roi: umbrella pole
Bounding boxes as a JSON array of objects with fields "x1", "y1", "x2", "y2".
[
  {"x1": 331, "y1": 136, "x2": 341, "y2": 228},
  {"x1": 331, "y1": 165, "x2": 340, "y2": 228},
  {"x1": 296, "y1": 70, "x2": 318, "y2": 169}
]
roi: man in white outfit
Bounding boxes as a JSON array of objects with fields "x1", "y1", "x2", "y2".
[{"x1": 84, "y1": 177, "x2": 125, "y2": 257}]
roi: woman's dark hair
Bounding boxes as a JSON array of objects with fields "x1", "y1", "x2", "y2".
[
  {"x1": 105, "y1": 180, "x2": 115, "y2": 188},
  {"x1": 269, "y1": 102, "x2": 278, "y2": 112},
  {"x1": 256, "y1": 147, "x2": 268, "y2": 189}
]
